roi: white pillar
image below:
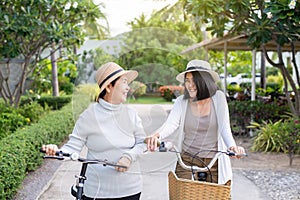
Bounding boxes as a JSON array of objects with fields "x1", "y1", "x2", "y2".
[
  {"x1": 249, "y1": 49, "x2": 257, "y2": 137},
  {"x1": 251, "y1": 49, "x2": 257, "y2": 101},
  {"x1": 224, "y1": 42, "x2": 228, "y2": 94}
]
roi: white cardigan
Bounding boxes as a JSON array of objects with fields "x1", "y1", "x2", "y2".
[{"x1": 159, "y1": 90, "x2": 236, "y2": 184}]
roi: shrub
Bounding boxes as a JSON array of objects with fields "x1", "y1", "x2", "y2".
[
  {"x1": 74, "y1": 84, "x2": 99, "y2": 102},
  {"x1": 59, "y1": 81, "x2": 75, "y2": 95},
  {"x1": 280, "y1": 115, "x2": 300, "y2": 165},
  {"x1": 226, "y1": 84, "x2": 242, "y2": 97},
  {"x1": 17, "y1": 101, "x2": 46, "y2": 123},
  {"x1": 0, "y1": 101, "x2": 46, "y2": 140},
  {"x1": 0, "y1": 84, "x2": 93, "y2": 199},
  {"x1": 228, "y1": 100, "x2": 289, "y2": 135},
  {"x1": 249, "y1": 120, "x2": 286, "y2": 152},
  {"x1": 129, "y1": 81, "x2": 147, "y2": 99},
  {"x1": 0, "y1": 112, "x2": 28, "y2": 139},
  {"x1": 267, "y1": 74, "x2": 283, "y2": 88},
  {"x1": 159, "y1": 85, "x2": 184, "y2": 101},
  {"x1": 248, "y1": 114, "x2": 300, "y2": 166},
  {"x1": 0, "y1": 101, "x2": 89, "y2": 200},
  {"x1": 37, "y1": 96, "x2": 72, "y2": 110},
  {"x1": 0, "y1": 139, "x2": 26, "y2": 199}
]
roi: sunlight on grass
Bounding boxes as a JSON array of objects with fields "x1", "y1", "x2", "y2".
[{"x1": 127, "y1": 96, "x2": 173, "y2": 104}]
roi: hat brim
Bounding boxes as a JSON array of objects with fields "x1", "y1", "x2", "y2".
[
  {"x1": 176, "y1": 69, "x2": 220, "y2": 83},
  {"x1": 99, "y1": 70, "x2": 138, "y2": 94}
]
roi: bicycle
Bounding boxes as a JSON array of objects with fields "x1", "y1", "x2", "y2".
[
  {"x1": 157, "y1": 141, "x2": 247, "y2": 200},
  {"x1": 40, "y1": 149, "x2": 127, "y2": 200}
]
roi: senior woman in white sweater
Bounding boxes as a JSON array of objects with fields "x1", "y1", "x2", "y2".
[
  {"x1": 146, "y1": 59, "x2": 245, "y2": 185},
  {"x1": 42, "y1": 62, "x2": 146, "y2": 200}
]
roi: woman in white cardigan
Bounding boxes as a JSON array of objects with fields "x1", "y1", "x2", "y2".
[{"x1": 146, "y1": 59, "x2": 245, "y2": 185}]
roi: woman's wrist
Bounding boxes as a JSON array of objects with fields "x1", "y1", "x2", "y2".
[{"x1": 152, "y1": 132, "x2": 160, "y2": 139}]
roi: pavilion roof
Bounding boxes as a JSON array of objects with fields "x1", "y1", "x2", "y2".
[{"x1": 181, "y1": 34, "x2": 300, "y2": 53}]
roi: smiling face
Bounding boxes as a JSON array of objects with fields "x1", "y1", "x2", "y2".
[
  {"x1": 105, "y1": 75, "x2": 130, "y2": 104},
  {"x1": 184, "y1": 72, "x2": 197, "y2": 99}
]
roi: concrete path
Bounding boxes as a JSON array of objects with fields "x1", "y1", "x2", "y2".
[{"x1": 37, "y1": 104, "x2": 270, "y2": 200}]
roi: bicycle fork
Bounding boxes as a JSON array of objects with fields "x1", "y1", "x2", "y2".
[{"x1": 72, "y1": 162, "x2": 88, "y2": 200}]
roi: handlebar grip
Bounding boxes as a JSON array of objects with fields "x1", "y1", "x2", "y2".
[
  {"x1": 228, "y1": 152, "x2": 236, "y2": 156},
  {"x1": 40, "y1": 148, "x2": 46, "y2": 154},
  {"x1": 227, "y1": 151, "x2": 248, "y2": 157},
  {"x1": 159, "y1": 142, "x2": 167, "y2": 152},
  {"x1": 40, "y1": 148, "x2": 71, "y2": 157}
]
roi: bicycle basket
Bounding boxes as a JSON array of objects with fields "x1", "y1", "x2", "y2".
[{"x1": 168, "y1": 171, "x2": 231, "y2": 200}]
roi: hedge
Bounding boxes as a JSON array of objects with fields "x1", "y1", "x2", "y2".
[
  {"x1": 228, "y1": 99, "x2": 290, "y2": 135},
  {"x1": 0, "y1": 101, "x2": 87, "y2": 200}
]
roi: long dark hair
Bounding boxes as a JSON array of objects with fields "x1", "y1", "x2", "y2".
[{"x1": 183, "y1": 71, "x2": 219, "y2": 101}]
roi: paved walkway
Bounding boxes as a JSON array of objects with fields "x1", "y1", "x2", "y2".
[{"x1": 36, "y1": 104, "x2": 270, "y2": 200}]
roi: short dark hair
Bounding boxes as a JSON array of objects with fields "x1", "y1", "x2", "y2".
[
  {"x1": 183, "y1": 71, "x2": 218, "y2": 101},
  {"x1": 98, "y1": 76, "x2": 121, "y2": 99}
]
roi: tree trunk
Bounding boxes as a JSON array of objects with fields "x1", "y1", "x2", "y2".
[
  {"x1": 0, "y1": 58, "x2": 29, "y2": 107},
  {"x1": 51, "y1": 43, "x2": 59, "y2": 96},
  {"x1": 263, "y1": 45, "x2": 300, "y2": 117},
  {"x1": 260, "y1": 52, "x2": 266, "y2": 90}
]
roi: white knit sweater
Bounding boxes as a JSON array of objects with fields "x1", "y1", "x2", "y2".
[{"x1": 61, "y1": 99, "x2": 146, "y2": 198}]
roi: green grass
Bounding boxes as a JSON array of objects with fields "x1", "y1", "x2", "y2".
[{"x1": 126, "y1": 96, "x2": 173, "y2": 104}]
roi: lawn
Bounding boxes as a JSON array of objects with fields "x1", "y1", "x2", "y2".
[{"x1": 127, "y1": 96, "x2": 173, "y2": 104}]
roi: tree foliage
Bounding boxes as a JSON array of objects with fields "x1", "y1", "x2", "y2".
[
  {"x1": 113, "y1": 0, "x2": 206, "y2": 89},
  {"x1": 186, "y1": 0, "x2": 300, "y2": 117},
  {"x1": 0, "y1": 0, "x2": 105, "y2": 107}
]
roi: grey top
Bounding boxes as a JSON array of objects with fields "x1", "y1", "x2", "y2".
[{"x1": 183, "y1": 100, "x2": 218, "y2": 158}]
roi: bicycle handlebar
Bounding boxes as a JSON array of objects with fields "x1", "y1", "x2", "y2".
[
  {"x1": 40, "y1": 148, "x2": 127, "y2": 169},
  {"x1": 157, "y1": 141, "x2": 247, "y2": 173}
]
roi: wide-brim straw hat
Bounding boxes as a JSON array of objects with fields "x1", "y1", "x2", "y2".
[
  {"x1": 95, "y1": 62, "x2": 138, "y2": 95},
  {"x1": 176, "y1": 59, "x2": 220, "y2": 83}
]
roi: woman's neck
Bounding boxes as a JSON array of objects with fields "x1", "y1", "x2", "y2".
[{"x1": 189, "y1": 98, "x2": 211, "y2": 116}]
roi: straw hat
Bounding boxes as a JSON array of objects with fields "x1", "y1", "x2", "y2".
[
  {"x1": 95, "y1": 62, "x2": 138, "y2": 94},
  {"x1": 176, "y1": 60, "x2": 220, "y2": 83}
]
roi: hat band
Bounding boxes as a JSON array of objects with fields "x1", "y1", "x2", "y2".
[
  {"x1": 99, "y1": 69, "x2": 123, "y2": 88},
  {"x1": 186, "y1": 66, "x2": 208, "y2": 71}
]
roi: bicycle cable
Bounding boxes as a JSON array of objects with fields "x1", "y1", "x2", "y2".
[{"x1": 189, "y1": 151, "x2": 213, "y2": 182}]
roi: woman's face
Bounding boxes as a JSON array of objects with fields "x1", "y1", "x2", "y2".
[
  {"x1": 108, "y1": 75, "x2": 130, "y2": 104},
  {"x1": 184, "y1": 72, "x2": 197, "y2": 99}
]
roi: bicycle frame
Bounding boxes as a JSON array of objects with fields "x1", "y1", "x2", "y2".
[
  {"x1": 41, "y1": 150, "x2": 127, "y2": 200},
  {"x1": 72, "y1": 162, "x2": 88, "y2": 200}
]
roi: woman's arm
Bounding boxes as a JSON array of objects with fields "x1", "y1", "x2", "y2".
[
  {"x1": 60, "y1": 105, "x2": 96, "y2": 154},
  {"x1": 216, "y1": 91, "x2": 245, "y2": 157},
  {"x1": 216, "y1": 91, "x2": 236, "y2": 148},
  {"x1": 60, "y1": 115, "x2": 88, "y2": 154},
  {"x1": 122, "y1": 112, "x2": 147, "y2": 162},
  {"x1": 41, "y1": 109, "x2": 90, "y2": 155},
  {"x1": 146, "y1": 96, "x2": 184, "y2": 151}
]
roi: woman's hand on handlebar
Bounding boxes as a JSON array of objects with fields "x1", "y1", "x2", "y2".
[
  {"x1": 116, "y1": 156, "x2": 131, "y2": 172},
  {"x1": 145, "y1": 133, "x2": 160, "y2": 151},
  {"x1": 229, "y1": 146, "x2": 245, "y2": 159},
  {"x1": 41, "y1": 144, "x2": 58, "y2": 156}
]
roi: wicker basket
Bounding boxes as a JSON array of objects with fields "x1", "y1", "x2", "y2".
[{"x1": 168, "y1": 171, "x2": 231, "y2": 200}]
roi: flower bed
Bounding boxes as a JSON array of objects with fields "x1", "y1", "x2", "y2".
[{"x1": 159, "y1": 85, "x2": 184, "y2": 101}]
